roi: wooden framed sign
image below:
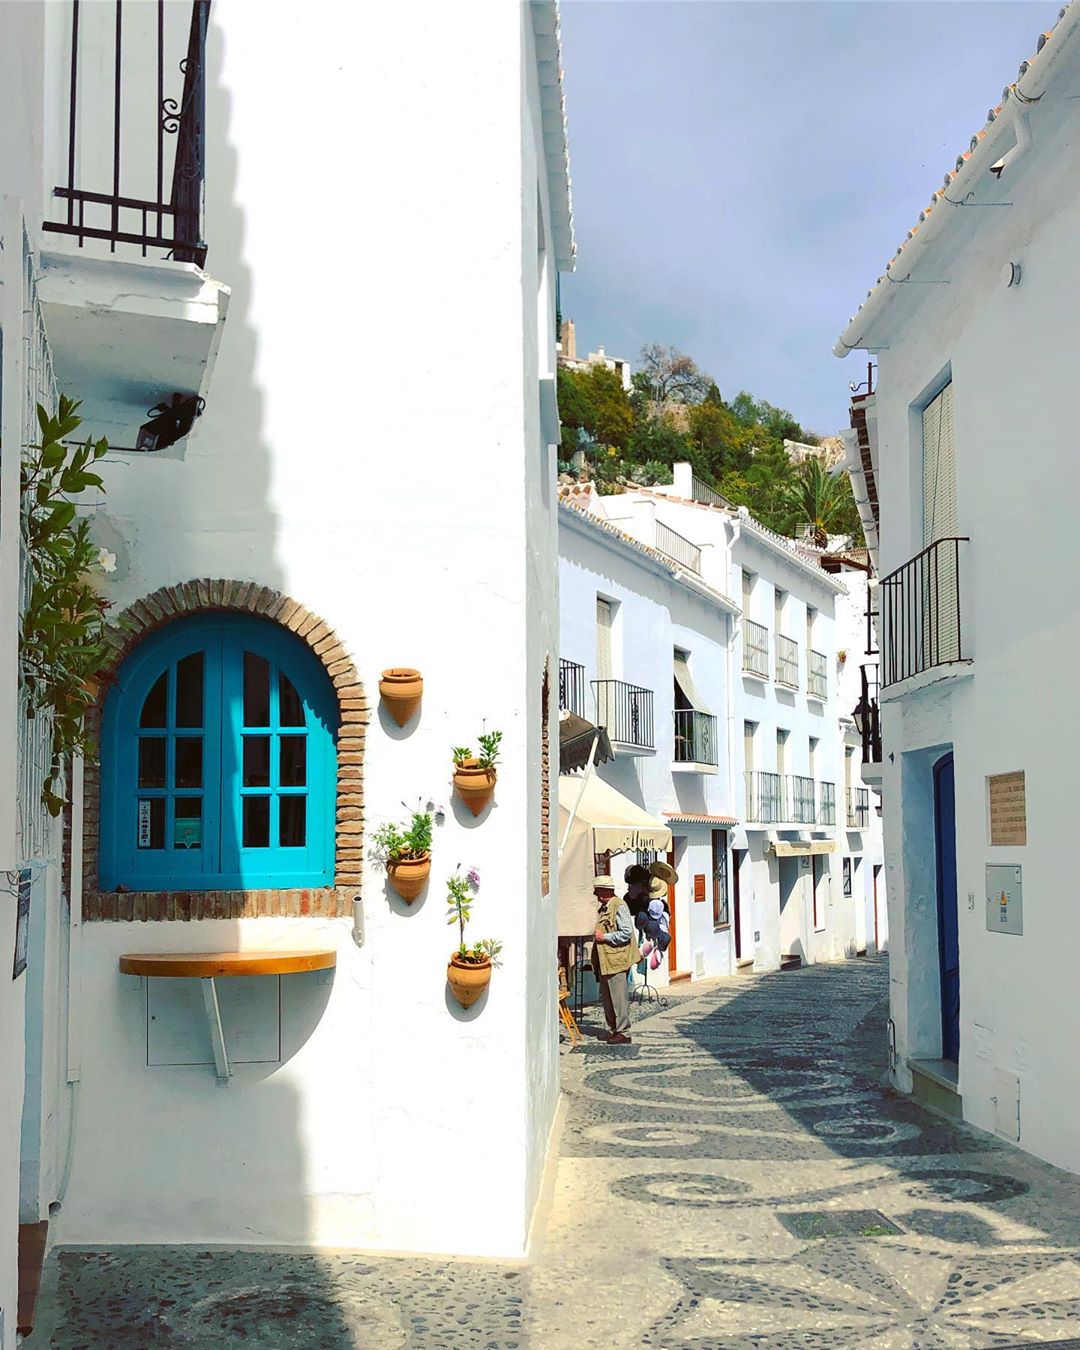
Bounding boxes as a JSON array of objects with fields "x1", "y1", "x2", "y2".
[{"x1": 988, "y1": 771, "x2": 1027, "y2": 846}]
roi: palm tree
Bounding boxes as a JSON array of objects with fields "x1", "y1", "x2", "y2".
[{"x1": 784, "y1": 457, "x2": 849, "y2": 548}]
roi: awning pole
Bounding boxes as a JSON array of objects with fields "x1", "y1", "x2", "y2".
[{"x1": 559, "y1": 733, "x2": 600, "y2": 858}]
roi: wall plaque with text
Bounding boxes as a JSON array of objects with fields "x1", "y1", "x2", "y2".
[{"x1": 989, "y1": 771, "x2": 1027, "y2": 846}]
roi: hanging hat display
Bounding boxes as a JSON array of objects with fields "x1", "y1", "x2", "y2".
[{"x1": 649, "y1": 859, "x2": 678, "y2": 886}]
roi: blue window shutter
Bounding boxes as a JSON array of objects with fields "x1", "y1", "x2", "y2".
[{"x1": 100, "y1": 614, "x2": 337, "y2": 892}]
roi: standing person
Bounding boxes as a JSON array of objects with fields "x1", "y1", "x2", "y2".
[
  {"x1": 623, "y1": 864, "x2": 651, "y2": 920},
  {"x1": 592, "y1": 875, "x2": 639, "y2": 1044}
]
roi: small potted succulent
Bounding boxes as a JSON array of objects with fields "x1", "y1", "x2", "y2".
[
  {"x1": 446, "y1": 867, "x2": 502, "y2": 1008},
  {"x1": 371, "y1": 802, "x2": 439, "y2": 902},
  {"x1": 836, "y1": 649, "x2": 848, "y2": 669},
  {"x1": 452, "y1": 730, "x2": 502, "y2": 817}
]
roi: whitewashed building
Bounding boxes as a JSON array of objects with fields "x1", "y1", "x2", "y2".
[
  {"x1": 558, "y1": 487, "x2": 741, "y2": 984},
  {"x1": 0, "y1": 2, "x2": 574, "y2": 1334},
  {"x1": 835, "y1": 6, "x2": 1080, "y2": 1163},
  {"x1": 566, "y1": 465, "x2": 884, "y2": 977}
]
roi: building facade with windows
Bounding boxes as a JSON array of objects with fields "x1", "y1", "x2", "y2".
[
  {"x1": 835, "y1": 7, "x2": 1080, "y2": 1167},
  {"x1": 0, "y1": 3, "x2": 574, "y2": 1327},
  {"x1": 558, "y1": 494, "x2": 741, "y2": 983}
]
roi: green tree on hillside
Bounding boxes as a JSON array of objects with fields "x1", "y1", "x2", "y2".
[{"x1": 783, "y1": 458, "x2": 859, "y2": 548}]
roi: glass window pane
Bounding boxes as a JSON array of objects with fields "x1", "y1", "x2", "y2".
[
  {"x1": 175, "y1": 738, "x2": 203, "y2": 789},
  {"x1": 243, "y1": 736, "x2": 270, "y2": 787},
  {"x1": 139, "y1": 673, "x2": 167, "y2": 728},
  {"x1": 279, "y1": 796, "x2": 306, "y2": 847},
  {"x1": 243, "y1": 796, "x2": 270, "y2": 848},
  {"x1": 244, "y1": 653, "x2": 270, "y2": 727},
  {"x1": 138, "y1": 737, "x2": 166, "y2": 788},
  {"x1": 280, "y1": 736, "x2": 306, "y2": 786},
  {"x1": 175, "y1": 652, "x2": 204, "y2": 728},
  {"x1": 174, "y1": 798, "x2": 203, "y2": 850},
  {"x1": 279, "y1": 672, "x2": 305, "y2": 727},
  {"x1": 137, "y1": 798, "x2": 165, "y2": 849}
]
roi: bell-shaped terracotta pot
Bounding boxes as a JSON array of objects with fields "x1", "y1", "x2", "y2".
[
  {"x1": 388, "y1": 854, "x2": 431, "y2": 902},
  {"x1": 447, "y1": 953, "x2": 492, "y2": 1008},
  {"x1": 379, "y1": 668, "x2": 423, "y2": 727},
  {"x1": 453, "y1": 759, "x2": 496, "y2": 817}
]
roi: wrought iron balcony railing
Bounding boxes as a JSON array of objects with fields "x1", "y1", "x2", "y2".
[
  {"x1": 44, "y1": 1, "x2": 210, "y2": 264},
  {"x1": 743, "y1": 619, "x2": 769, "y2": 678},
  {"x1": 847, "y1": 787, "x2": 870, "y2": 830},
  {"x1": 880, "y1": 536, "x2": 969, "y2": 687},
  {"x1": 808, "y1": 649, "x2": 828, "y2": 701},
  {"x1": 674, "y1": 710, "x2": 717, "y2": 766},
  {"x1": 776, "y1": 634, "x2": 799, "y2": 689},
  {"x1": 856, "y1": 664, "x2": 881, "y2": 764},
  {"x1": 790, "y1": 774, "x2": 816, "y2": 824},
  {"x1": 745, "y1": 770, "x2": 782, "y2": 824},
  {"x1": 656, "y1": 521, "x2": 702, "y2": 574},
  {"x1": 819, "y1": 781, "x2": 836, "y2": 826},
  {"x1": 593, "y1": 679, "x2": 654, "y2": 750},
  {"x1": 559, "y1": 659, "x2": 586, "y2": 718}
]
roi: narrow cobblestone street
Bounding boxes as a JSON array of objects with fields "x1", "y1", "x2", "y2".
[{"x1": 34, "y1": 957, "x2": 1080, "y2": 1348}]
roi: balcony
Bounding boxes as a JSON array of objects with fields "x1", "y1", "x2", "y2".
[
  {"x1": 790, "y1": 774, "x2": 816, "y2": 824},
  {"x1": 880, "y1": 537, "x2": 970, "y2": 687},
  {"x1": 808, "y1": 650, "x2": 828, "y2": 702},
  {"x1": 743, "y1": 619, "x2": 769, "y2": 679},
  {"x1": 655, "y1": 521, "x2": 702, "y2": 574},
  {"x1": 819, "y1": 781, "x2": 836, "y2": 826},
  {"x1": 776, "y1": 634, "x2": 799, "y2": 689},
  {"x1": 854, "y1": 663, "x2": 882, "y2": 771},
  {"x1": 559, "y1": 659, "x2": 586, "y2": 718},
  {"x1": 847, "y1": 788, "x2": 870, "y2": 830},
  {"x1": 593, "y1": 679, "x2": 654, "y2": 754},
  {"x1": 745, "y1": 771, "x2": 783, "y2": 824},
  {"x1": 673, "y1": 710, "x2": 718, "y2": 769},
  {"x1": 37, "y1": 1, "x2": 227, "y2": 455}
]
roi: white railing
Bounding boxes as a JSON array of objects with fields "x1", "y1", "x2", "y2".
[{"x1": 655, "y1": 520, "x2": 702, "y2": 574}]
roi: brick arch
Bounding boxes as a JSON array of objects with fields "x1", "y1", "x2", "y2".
[{"x1": 82, "y1": 580, "x2": 366, "y2": 921}]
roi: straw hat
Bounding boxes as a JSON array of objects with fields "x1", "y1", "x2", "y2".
[
  {"x1": 593, "y1": 875, "x2": 616, "y2": 891},
  {"x1": 649, "y1": 860, "x2": 678, "y2": 885},
  {"x1": 648, "y1": 875, "x2": 669, "y2": 899}
]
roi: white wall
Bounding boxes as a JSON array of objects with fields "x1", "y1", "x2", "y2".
[
  {"x1": 40, "y1": 0, "x2": 563, "y2": 1257},
  {"x1": 863, "y1": 77, "x2": 1080, "y2": 1170},
  {"x1": 558, "y1": 510, "x2": 737, "y2": 981}
]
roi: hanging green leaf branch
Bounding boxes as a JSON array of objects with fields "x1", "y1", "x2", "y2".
[{"x1": 19, "y1": 396, "x2": 112, "y2": 816}]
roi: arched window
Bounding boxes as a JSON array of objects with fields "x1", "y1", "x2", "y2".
[{"x1": 100, "y1": 614, "x2": 338, "y2": 891}]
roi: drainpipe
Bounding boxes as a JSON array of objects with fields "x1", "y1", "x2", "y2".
[
  {"x1": 54, "y1": 755, "x2": 84, "y2": 1213},
  {"x1": 726, "y1": 517, "x2": 740, "y2": 828}
]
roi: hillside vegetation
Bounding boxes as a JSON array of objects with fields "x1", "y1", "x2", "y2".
[{"x1": 557, "y1": 343, "x2": 863, "y2": 547}]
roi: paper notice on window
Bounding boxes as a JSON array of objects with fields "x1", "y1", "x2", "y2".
[
  {"x1": 138, "y1": 800, "x2": 152, "y2": 849},
  {"x1": 988, "y1": 771, "x2": 1027, "y2": 847}
]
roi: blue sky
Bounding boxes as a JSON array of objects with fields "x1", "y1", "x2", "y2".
[{"x1": 558, "y1": 1, "x2": 1052, "y2": 434}]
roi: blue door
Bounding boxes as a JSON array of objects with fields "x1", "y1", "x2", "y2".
[{"x1": 934, "y1": 752, "x2": 960, "y2": 1062}]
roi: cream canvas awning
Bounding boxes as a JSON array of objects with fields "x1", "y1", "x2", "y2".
[{"x1": 557, "y1": 773, "x2": 672, "y2": 936}]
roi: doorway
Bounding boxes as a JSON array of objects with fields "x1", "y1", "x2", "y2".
[
  {"x1": 732, "y1": 850, "x2": 745, "y2": 959},
  {"x1": 778, "y1": 855, "x2": 804, "y2": 961},
  {"x1": 872, "y1": 864, "x2": 881, "y2": 952},
  {"x1": 934, "y1": 753, "x2": 959, "y2": 1062}
]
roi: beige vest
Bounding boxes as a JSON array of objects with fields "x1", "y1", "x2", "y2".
[{"x1": 593, "y1": 898, "x2": 640, "y2": 976}]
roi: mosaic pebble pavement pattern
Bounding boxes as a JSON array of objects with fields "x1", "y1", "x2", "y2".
[{"x1": 34, "y1": 957, "x2": 1080, "y2": 1348}]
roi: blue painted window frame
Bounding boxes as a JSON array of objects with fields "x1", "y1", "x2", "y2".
[{"x1": 100, "y1": 614, "x2": 338, "y2": 891}]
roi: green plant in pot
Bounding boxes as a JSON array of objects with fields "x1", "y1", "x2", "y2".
[
  {"x1": 371, "y1": 801, "x2": 440, "y2": 902},
  {"x1": 446, "y1": 866, "x2": 502, "y2": 1008},
  {"x1": 452, "y1": 729, "x2": 502, "y2": 817}
]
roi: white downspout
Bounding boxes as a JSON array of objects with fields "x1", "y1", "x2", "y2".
[{"x1": 54, "y1": 755, "x2": 84, "y2": 1213}]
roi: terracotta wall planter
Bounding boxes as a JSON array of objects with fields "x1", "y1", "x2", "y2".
[
  {"x1": 379, "y1": 668, "x2": 423, "y2": 726},
  {"x1": 447, "y1": 953, "x2": 492, "y2": 1008},
  {"x1": 453, "y1": 759, "x2": 496, "y2": 816},
  {"x1": 388, "y1": 854, "x2": 431, "y2": 902}
]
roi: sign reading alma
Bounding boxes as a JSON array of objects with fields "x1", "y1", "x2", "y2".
[{"x1": 988, "y1": 771, "x2": 1027, "y2": 847}]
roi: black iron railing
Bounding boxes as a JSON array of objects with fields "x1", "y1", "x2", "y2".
[
  {"x1": 880, "y1": 537, "x2": 969, "y2": 687},
  {"x1": 559, "y1": 659, "x2": 586, "y2": 717},
  {"x1": 656, "y1": 521, "x2": 702, "y2": 574},
  {"x1": 819, "y1": 781, "x2": 836, "y2": 826},
  {"x1": 776, "y1": 634, "x2": 799, "y2": 689},
  {"x1": 791, "y1": 775, "x2": 816, "y2": 824},
  {"x1": 847, "y1": 787, "x2": 870, "y2": 830},
  {"x1": 808, "y1": 649, "x2": 828, "y2": 701},
  {"x1": 44, "y1": 1, "x2": 210, "y2": 264},
  {"x1": 743, "y1": 619, "x2": 769, "y2": 678},
  {"x1": 857, "y1": 663, "x2": 881, "y2": 764},
  {"x1": 674, "y1": 710, "x2": 717, "y2": 766},
  {"x1": 593, "y1": 679, "x2": 654, "y2": 750},
  {"x1": 745, "y1": 770, "x2": 782, "y2": 823}
]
